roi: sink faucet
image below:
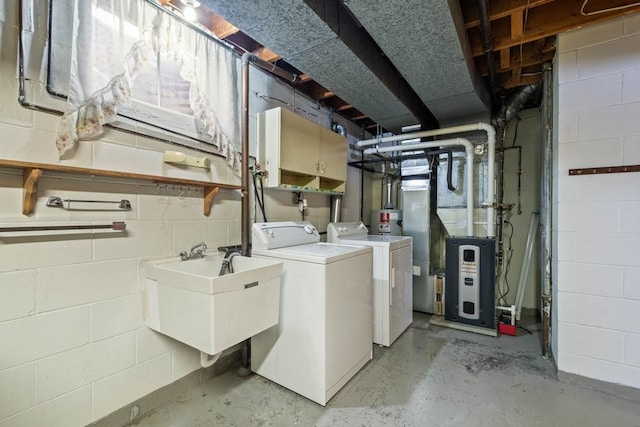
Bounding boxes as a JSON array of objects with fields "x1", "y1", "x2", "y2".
[
  {"x1": 180, "y1": 242, "x2": 207, "y2": 261},
  {"x1": 219, "y1": 248, "x2": 242, "y2": 276}
]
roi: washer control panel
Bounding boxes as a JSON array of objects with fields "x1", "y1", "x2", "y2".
[{"x1": 252, "y1": 221, "x2": 319, "y2": 250}]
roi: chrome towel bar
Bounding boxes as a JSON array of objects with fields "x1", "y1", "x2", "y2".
[
  {"x1": 0, "y1": 222, "x2": 126, "y2": 232},
  {"x1": 46, "y1": 196, "x2": 132, "y2": 211}
]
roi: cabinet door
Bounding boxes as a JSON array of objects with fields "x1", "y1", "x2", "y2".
[
  {"x1": 279, "y1": 108, "x2": 320, "y2": 175},
  {"x1": 319, "y1": 127, "x2": 347, "y2": 181}
]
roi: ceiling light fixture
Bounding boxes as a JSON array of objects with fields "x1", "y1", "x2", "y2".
[{"x1": 180, "y1": 0, "x2": 200, "y2": 22}]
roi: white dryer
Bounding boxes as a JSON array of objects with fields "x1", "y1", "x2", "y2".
[
  {"x1": 250, "y1": 221, "x2": 373, "y2": 406},
  {"x1": 327, "y1": 221, "x2": 413, "y2": 347}
]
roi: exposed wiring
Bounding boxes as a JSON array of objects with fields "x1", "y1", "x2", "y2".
[
  {"x1": 580, "y1": 0, "x2": 640, "y2": 16},
  {"x1": 250, "y1": 165, "x2": 268, "y2": 222},
  {"x1": 498, "y1": 219, "x2": 514, "y2": 306},
  {"x1": 511, "y1": 116, "x2": 520, "y2": 148},
  {"x1": 519, "y1": 0, "x2": 532, "y2": 73},
  {"x1": 508, "y1": 117, "x2": 523, "y2": 215}
]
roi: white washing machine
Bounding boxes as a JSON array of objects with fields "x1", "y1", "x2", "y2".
[
  {"x1": 250, "y1": 221, "x2": 373, "y2": 406},
  {"x1": 327, "y1": 221, "x2": 413, "y2": 347}
]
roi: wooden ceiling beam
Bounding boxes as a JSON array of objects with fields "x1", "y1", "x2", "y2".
[
  {"x1": 462, "y1": 0, "x2": 555, "y2": 29},
  {"x1": 302, "y1": 82, "x2": 335, "y2": 101},
  {"x1": 479, "y1": 51, "x2": 555, "y2": 77},
  {"x1": 500, "y1": 72, "x2": 541, "y2": 89},
  {"x1": 318, "y1": 91, "x2": 335, "y2": 100},
  {"x1": 470, "y1": 0, "x2": 640, "y2": 57},
  {"x1": 511, "y1": 10, "x2": 524, "y2": 40},
  {"x1": 500, "y1": 48, "x2": 511, "y2": 70},
  {"x1": 210, "y1": 14, "x2": 239, "y2": 39},
  {"x1": 254, "y1": 47, "x2": 281, "y2": 63},
  {"x1": 477, "y1": 40, "x2": 555, "y2": 76}
]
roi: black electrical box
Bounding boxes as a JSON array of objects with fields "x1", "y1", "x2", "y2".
[{"x1": 444, "y1": 237, "x2": 496, "y2": 329}]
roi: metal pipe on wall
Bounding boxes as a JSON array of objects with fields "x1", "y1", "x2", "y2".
[
  {"x1": 241, "y1": 54, "x2": 251, "y2": 257},
  {"x1": 476, "y1": 0, "x2": 497, "y2": 97},
  {"x1": 241, "y1": 52, "x2": 297, "y2": 257},
  {"x1": 541, "y1": 62, "x2": 553, "y2": 359},
  {"x1": 239, "y1": 52, "x2": 296, "y2": 372},
  {"x1": 359, "y1": 123, "x2": 496, "y2": 237},
  {"x1": 364, "y1": 138, "x2": 475, "y2": 236}
]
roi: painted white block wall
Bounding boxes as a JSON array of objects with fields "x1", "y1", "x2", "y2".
[
  {"x1": 0, "y1": 7, "x2": 366, "y2": 427},
  {"x1": 555, "y1": 14, "x2": 640, "y2": 390},
  {"x1": 500, "y1": 109, "x2": 541, "y2": 310}
]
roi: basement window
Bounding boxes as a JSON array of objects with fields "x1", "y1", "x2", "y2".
[{"x1": 45, "y1": 0, "x2": 240, "y2": 161}]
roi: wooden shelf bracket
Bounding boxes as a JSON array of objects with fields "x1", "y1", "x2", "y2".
[
  {"x1": 203, "y1": 186, "x2": 221, "y2": 216},
  {"x1": 22, "y1": 168, "x2": 43, "y2": 216},
  {"x1": 1, "y1": 159, "x2": 241, "y2": 216}
]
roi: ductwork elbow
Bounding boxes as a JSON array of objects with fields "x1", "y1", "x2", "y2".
[{"x1": 493, "y1": 83, "x2": 541, "y2": 129}]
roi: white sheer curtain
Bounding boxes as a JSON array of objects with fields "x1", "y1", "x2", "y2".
[{"x1": 55, "y1": 0, "x2": 241, "y2": 168}]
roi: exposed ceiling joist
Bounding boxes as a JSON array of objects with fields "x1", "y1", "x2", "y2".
[
  {"x1": 302, "y1": 0, "x2": 440, "y2": 129},
  {"x1": 468, "y1": 0, "x2": 640, "y2": 57},
  {"x1": 462, "y1": 0, "x2": 554, "y2": 28},
  {"x1": 170, "y1": 0, "x2": 640, "y2": 133}
]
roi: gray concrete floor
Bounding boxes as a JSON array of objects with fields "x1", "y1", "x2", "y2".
[{"x1": 132, "y1": 313, "x2": 640, "y2": 427}]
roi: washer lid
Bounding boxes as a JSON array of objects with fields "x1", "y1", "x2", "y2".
[{"x1": 252, "y1": 242, "x2": 371, "y2": 264}]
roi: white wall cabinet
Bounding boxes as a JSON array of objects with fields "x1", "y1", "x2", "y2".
[{"x1": 258, "y1": 107, "x2": 347, "y2": 193}]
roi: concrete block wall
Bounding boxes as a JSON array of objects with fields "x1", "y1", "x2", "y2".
[
  {"x1": 0, "y1": 5, "x2": 365, "y2": 426},
  {"x1": 554, "y1": 14, "x2": 640, "y2": 389}
]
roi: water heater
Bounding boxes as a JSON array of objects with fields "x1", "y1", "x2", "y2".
[
  {"x1": 444, "y1": 237, "x2": 496, "y2": 329},
  {"x1": 370, "y1": 209, "x2": 402, "y2": 235}
]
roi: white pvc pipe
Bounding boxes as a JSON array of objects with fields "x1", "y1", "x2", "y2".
[
  {"x1": 478, "y1": 123, "x2": 496, "y2": 238},
  {"x1": 364, "y1": 138, "x2": 475, "y2": 237},
  {"x1": 359, "y1": 122, "x2": 496, "y2": 237}
]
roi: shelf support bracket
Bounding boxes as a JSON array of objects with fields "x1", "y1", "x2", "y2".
[
  {"x1": 23, "y1": 168, "x2": 43, "y2": 216},
  {"x1": 203, "y1": 186, "x2": 220, "y2": 216}
]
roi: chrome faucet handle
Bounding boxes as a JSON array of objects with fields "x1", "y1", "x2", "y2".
[{"x1": 189, "y1": 242, "x2": 207, "y2": 258}]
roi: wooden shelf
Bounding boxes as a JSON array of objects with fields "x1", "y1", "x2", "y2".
[{"x1": 0, "y1": 159, "x2": 242, "y2": 216}]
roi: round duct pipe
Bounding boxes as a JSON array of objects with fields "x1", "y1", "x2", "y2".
[
  {"x1": 493, "y1": 83, "x2": 541, "y2": 130},
  {"x1": 330, "y1": 195, "x2": 342, "y2": 223}
]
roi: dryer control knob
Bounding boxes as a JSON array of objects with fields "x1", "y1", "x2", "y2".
[
  {"x1": 266, "y1": 229, "x2": 274, "y2": 237},
  {"x1": 303, "y1": 225, "x2": 315, "y2": 234}
]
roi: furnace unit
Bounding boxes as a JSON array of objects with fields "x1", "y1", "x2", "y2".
[{"x1": 444, "y1": 237, "x2": 496, "y2": 329}]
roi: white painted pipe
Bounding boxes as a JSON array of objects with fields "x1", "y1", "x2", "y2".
[
  {"x1": 359, "y1": 122, "x2": 496, "y2": 237},
  {"x1": 478, "y1": 123, "x2": 496, "y2": 238},
  {"x1": 364, "y1": 138, "x2": 475, "y2": 236}
]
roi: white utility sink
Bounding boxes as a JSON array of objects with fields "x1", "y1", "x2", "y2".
[{"x1": 145, "y1": 253, "x2": 282, "y2": 355}]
